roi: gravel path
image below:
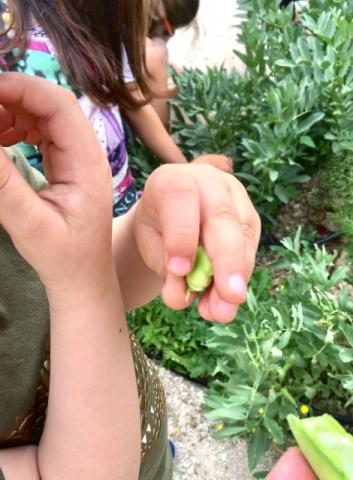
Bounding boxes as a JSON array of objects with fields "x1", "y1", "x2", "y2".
[{"x1": 158, "y1": 367, "x2": 278, "y2": 480}]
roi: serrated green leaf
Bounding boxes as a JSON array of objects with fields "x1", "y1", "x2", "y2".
[{"x1": 248, "y1": 427, "x2": 271, "y2": 472}]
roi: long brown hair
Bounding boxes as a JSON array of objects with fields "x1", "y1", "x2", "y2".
[{"x1": 2, "y1": 0, "x2": 151, "y2": 109}]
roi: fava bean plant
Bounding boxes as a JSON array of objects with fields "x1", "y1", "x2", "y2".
[
  {"x1": 204, "y1": 229, "x2": 353, "y2": 472},
  {"x1": 170, "y1": 0, "x2": 353, "y2": 221},
  {"x1": 128, "y1": 229, "x2": 353, "y2": 474}
]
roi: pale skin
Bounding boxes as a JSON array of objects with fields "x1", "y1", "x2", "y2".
[
  {"x1": 124, "y1": 97, "x2": 233, "y2": 173},
  {"x1": 145, "y1": 36, "x2": 171, "y2": 129},
  {"x1": 0, "y1": 73, "x2": 141, "y2": 480},
  {"x1": 266, "y1": 448, "x2": 317, "y2": 479},
  {"x1": 0, "y1": 73, "x2": 260, "y2": 478}
]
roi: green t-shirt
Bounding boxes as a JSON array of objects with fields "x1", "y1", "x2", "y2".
[{"x1": 0, "y1": 147, "x2": 172, "y2": 479}]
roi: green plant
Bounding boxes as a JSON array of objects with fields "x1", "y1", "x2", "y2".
[
  {"x1": 127, "y1": 297, "x2": 216, "y2": 378},
  {"x1": 127, "y1": 133, "x2": 160, "y2": 189},
  {"x1": 317, "y1": 153, "x2": 353, "y2": 257},
  {"x1": 170, "y1": 0, "x2": 353, "y2": 219},
  {"x1": 204, "y1": 229, "x2": 353, "y2": 471}
]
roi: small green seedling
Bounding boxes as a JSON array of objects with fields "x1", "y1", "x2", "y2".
[
  {"x1": 185, "y1": 246, "x2": 213, "y2": 300},
  {"x1": 288, "y1": 413, "x2": 353, "y2": 480}
]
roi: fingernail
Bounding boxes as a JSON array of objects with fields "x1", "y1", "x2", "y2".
[
  {"x1": 168, "y1": 256, "x2": 192, "y2": 276},
  {"x1": 217, "y1": 300, "x2": 237, "y2": 319},
  {"x1": 228, "y1": 273, "x2": 247, "y2": 298}
]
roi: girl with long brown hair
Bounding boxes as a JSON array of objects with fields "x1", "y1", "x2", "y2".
[{"x1": 1, "y1": 0, "x2": 194, "y2": 217}]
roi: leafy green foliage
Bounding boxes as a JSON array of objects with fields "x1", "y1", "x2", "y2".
[
  {"x1": 125, "y1": 1, "x2": 353, "y2": 472},
  {"x1": 128, "y1": 229, "x2": 353, "y2": 471},
  {"x1": 127, "y1": 299, "x2": 216, "y2": 378},
  {"x1": 127, "y1": 133, "x2": 160, "y2": 189},
  {"x1": 171, "y1": 0, "x2": 353, "y2": 218},
  {"x1": 318, "y1": 153, "x2": 353, "y2": 257},
  {"x1": 204, "y1": 229, "x2": 353, "y2": 470}
]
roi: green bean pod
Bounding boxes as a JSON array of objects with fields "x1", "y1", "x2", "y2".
[
  {"x1": 185, "y1": 246, "x2": 213, "y2": 300},
  {"x1": 288, "y1": 413, "x2": 353, "y2": 480}
]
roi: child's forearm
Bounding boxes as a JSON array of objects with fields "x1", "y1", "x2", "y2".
[
  {"x1": 0, "y1": 74, "x2": 141, "y2": 480},
  {"x1": 125, "y1": 104, "x2": 187, "y2": 164},
  {"x1": 0, "y1": 446, "x2": 40, "y2": 480},
  {"x1": 112, "y1": 205, "x2": 162, "y2": 311},
  {"x1": 38, "y1": 272, "x2": 141, "y2": 480}
]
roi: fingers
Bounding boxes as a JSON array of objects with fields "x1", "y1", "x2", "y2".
[
  {"x1": 206, "y1": 286, "x2": 239, "y2": 323},
  {"x1": 195, "y1": 168, "x2": 260, "y2": 322},
  {"x1": 266, "y1": 448, "x2": 317, "y2": 480},
  {"x1": 137, "y1": 164, "x2": 260, "y2": 322},
  {"x1": 161, "y1": 272, "x2": 196, "y2": 310},
  {"x1": 0, "y1": 73, "x2": 105, "y2": 184},
  {"x1": 195, "y1": 169, "x2": 260, "y2": 313},
  {"x1": 192, "y1": 154, "x2": 233, "y2": 173},
  {"x1": 144, "y1": 165, "x2": 201, "y2": 276},
  {"x1": 138, "y1": 163, "x2": 260, "y2": 324}
]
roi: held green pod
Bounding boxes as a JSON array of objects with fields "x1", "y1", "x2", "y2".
[
  {"x1": 185, "y1": 246, "x2": 213, "y2": 300},
  {"x1": 287, "y1": 413, "x2": 353, "y2": 480}
]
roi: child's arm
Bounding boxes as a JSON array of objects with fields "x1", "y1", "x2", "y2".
[
  {"x1": 0, "y1": 74, "x2": 140, "y2": 480},
  {"x1": 124, "y1": 89, "x2": 234, "y2": 173},
  {"x1": 123, "y1": 87, "x2": 187, "y2": 164},
  {"x1": 112, "y1": 162, "x2": 261, "y2": 321},
  {"x1": 0, "y1": 447, "x2": 40, "y2": 480}
]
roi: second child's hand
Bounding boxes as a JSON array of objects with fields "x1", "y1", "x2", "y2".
[{"x1": 134, "y1": 163, "x2": 261, "y2": 323}]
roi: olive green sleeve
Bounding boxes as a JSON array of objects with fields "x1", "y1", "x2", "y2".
[
  {"x1": 0, "y1": 147, "x2": 49, "y2": 440},
  {"x1": 0, "y1": 468, "x2": 5, "y2": 480}
]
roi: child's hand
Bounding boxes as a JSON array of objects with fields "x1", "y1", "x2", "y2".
[
  {"x1": 266, "y1": 448, "x2": 318, "y2": 479},
  {"x1": 191, "y1": 154, "x2": 233, "y2": 173},
  {"x1": 0, "y1": 73, "x2": 114, "y2": 299},
  {"x1": 133, "y1": 163, "x2": 261, "y2": 323}
]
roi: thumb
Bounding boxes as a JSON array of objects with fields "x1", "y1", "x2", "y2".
[{"x1": 0, "y1": 147, "x2": 44, "y2": 239}]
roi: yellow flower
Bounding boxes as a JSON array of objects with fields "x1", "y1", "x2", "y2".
[
  {"x1": 300, "y1": 404, "x2": 310, "y2": 415},
  {"x1": 279, "y1": 284, "x2": 285, "y2": 290},
  {"x1": 216, "y1": 422, "x2": 224, "y2": 431},
  {"x1": 252, "y1": 427, "x2": 257, "y2": 433},
  {"x1": 258, "y1": 407, "x2": 265, "y2": 415}
]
